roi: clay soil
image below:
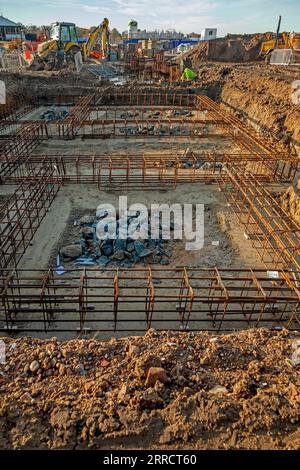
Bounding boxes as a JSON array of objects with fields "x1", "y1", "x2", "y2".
[{"x1": 0, "y1": 328, "x2": 300, "y2": 450}]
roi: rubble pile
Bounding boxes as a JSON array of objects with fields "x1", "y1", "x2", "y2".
[
  {"x1": 40, "y1": 107, "x2": 69, "y2": 121},
  {"x1": 119, "y1": 109, "x2": 194, "y2": 135},
  {"x1": 280, "y1": 181, "x2": 300, "y2": 226},
  {"x1": 183, "y1": 33, "x2": 272, "y2": 67},
  {"x1": 0, "y1": 328, "x2": 300, "y2": 449},
  {"x1": 60, "y1": 211, "x2": 174, "y2": 268},
  {"x1": 119, "y1": 109, "x2": 193, "y2": 119},
  {"x1": 119, "y1": 123, "x2": 192, "y2": 135}
]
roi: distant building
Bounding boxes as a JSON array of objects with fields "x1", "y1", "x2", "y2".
[
  {"x1": 124, "y1": 22, "x2": 184, "y2": 41},
  {"x1": 0, "y1": 15, "x2": 22, "y2": 41},
  {"x1": 128, "y1": 19, "x2": 138, "y2": 39},
  {"x1": 200, "y1": 28, "x2": 217, "y2": 41}
]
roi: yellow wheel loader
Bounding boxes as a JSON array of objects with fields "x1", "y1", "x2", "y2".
[
  {"x1": 261, "y1": 32, "x2": 300, "y2": 63},
  {"x1": 260, "y1": 16, "x2": 300, "y2": 64},
  {"x1": 29, "y1": 18, "x2": 110, "y2": 70}
]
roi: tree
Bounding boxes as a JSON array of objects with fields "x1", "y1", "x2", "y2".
[{"x1": 110, "y1": 28, "x2": 122, "y2": 44}]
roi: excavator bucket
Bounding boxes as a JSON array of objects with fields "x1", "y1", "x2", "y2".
[{"x1": 269, "y1": 49, "x2": 293, "y2": 65}]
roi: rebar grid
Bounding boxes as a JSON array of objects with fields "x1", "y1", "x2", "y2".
[
  {"x1": 58, "y1": 94, "x2": 94, "y2": 139},
  {"x1": 97, "y1": 92, "x2": 196, "y2": 107},
  {"x1": 0, "y1": 267, "x2": 299, "y2": 333},
  {"x1": 35, "y1": 92, "x2": 195, "y2": 107},
  {"x1": 1, "y1": 120, "x2": 228, "y2": 140},
  {"x1": 0, "y1": 104, "x2": 37, "y2": 133},
  {"x1": 0, "y1": 95, "x2": 33, "y2": 127},
  {"x1": 0, "y1": 105, "x2": 207, "y2": 126},
  {"x1": 195, "y1": 95, "x2": 297, "y2": 181},
  {"x1": 0, "y1": 152, "x2": 275, "y2": 187},
  {"x1": 0, "y1": 162, "x2": 62, "y2": 271},
  {"x1": 221, "y1": 167, "x2": 300, "y2": 271},
  {"x1": 0, "y1": 92, "x2": 299, "y2": 333},
  {"x1": 96, "y1": 155, "x2": 268, "y2": 190},
  {"x1": 0, "y1": 122, "x2": 48, "y2": 178}
]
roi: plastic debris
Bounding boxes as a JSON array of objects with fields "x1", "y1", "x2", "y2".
[{"x1": 55, "y1": 254, "x2": 66, "y2": 276}]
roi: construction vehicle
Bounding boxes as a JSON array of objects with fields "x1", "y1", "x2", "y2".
[
  {"x1": 29, "y1": 18, "x2": 110, "y2": 70},
  {"x1": 260, "y1": 16, "x2": 300, "y2": 63},
  {"x1": 22, "y1": 31, "x2": 48, "y2": 52}
]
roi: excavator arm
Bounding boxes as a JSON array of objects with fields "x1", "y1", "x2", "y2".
[{"x1": 84, "y1": 18, "x2": 109, "y2": 59}]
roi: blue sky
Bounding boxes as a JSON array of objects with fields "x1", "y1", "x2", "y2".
[{"x1": 1, "y1": 0, "x2": 299, "y2": 35}]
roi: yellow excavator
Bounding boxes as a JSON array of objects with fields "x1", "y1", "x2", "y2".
[
  {"x1": 28, "y1": 18, "x2": 110, "y2": 70},
  {"x1": 260, "y1": 16, "x2": 300, "y2": 63}
]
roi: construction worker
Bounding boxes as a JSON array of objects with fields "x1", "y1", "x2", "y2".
[{"x1": 180, "y1": 67, "x2": 197, "y2": 81}]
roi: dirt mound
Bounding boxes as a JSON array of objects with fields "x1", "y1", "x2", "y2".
[
  {"x1": 1, "y1": 328, "x2": 300, "y2": 449},
  {"x1": 281, "y1": 181, "x2": 300, "y2": 225},
  {"x1": 184, "y1": 33, "x2": 271, "y2": 66},
  {"x1": 0, "y1": 69, "x2": 111, "y2": 100},
  {"x1": 185, "y1": 62, "x2": 300, "y2": 156}
]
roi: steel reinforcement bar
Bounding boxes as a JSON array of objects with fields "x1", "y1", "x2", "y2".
[
  {"x1": 221, "y1": 166, "x2": 300, "y2": 271},
  {"x1": 0, "y1": 122, "x2": 48, "y2": 178},
  {"x1": 0, "y1": 152, "x2": 275, "y2": 188},
  {"x1": 0, "y1": 95, "x2": 35, "y2": 129},
  {"x1": 92, "y1": 92, "x2": 196, "y2": 107},
  {"x1": 0, "y1": 267, "x2": 299, "y2": 333},
  {"x1": 0, "y1": 162, "x2": 62, "y2": 271},
  {"x1": 36, "y1": 92, "x2": 196, "y2": 107},
  {"x1": 195, "y1": 95, "x2": 298, "y2": 181},
  {"x1": 58, "y1": 94, "x2": 94, "y2": 139},
  {"x1": 195, "y1": 95, "x2": 281, "y2": 154},
  {"x1": 1, "y1": 119, "x2": 230, "y2": 139}
]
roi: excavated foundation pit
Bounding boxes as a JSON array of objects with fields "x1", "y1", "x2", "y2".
[{"x1": 0, "y1": 87, "x2": 299, "y2": 339}]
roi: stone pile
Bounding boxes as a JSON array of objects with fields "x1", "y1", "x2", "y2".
[
  {"x1": 60, "y1": 212, "x2": 174, "y2": 267},
  {"x1": 40, "y1": 107, "x2": 69, "y2": 121},
  {"x1": 119, "y1": 124, "x2": 190, "y2": 136}
]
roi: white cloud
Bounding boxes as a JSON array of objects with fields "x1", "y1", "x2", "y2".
[
  {"x1": 113, "y1": 0, "x2": 218, "y2": 16},
  {"x1": 111, "y1": 0, "x2": 219, "y2": 31},
  {"x1": 153, "y1": 14, "x2": 218, "y2": 32},
  {"x1": 80, "y1": 3, "x2": 110, "y2": 14},
  {"x1": 5, "y1": 0, "x2": 299, "y2": 35},
  {"x1": 81, "y1": 5, "x2": 100, "y2": 13}
]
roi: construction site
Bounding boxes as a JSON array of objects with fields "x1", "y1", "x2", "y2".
[{"x1": 0, "y1": 10, "x2": 300, "y2": 452}]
